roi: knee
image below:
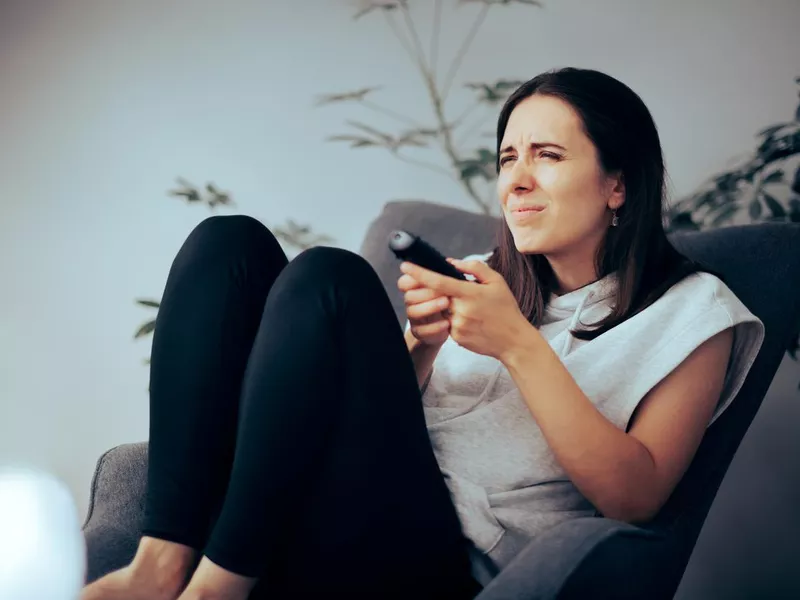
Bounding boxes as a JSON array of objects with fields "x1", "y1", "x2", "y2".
[
  {"x1": 180, "y1": 215, "x2": 283, "y2": 263},
  {"x1": 281, "y1": 246, "x2": 380, "y2": 290},
  {"x1": 189, "y1": 215, "x2": 269, "y2": 245}
]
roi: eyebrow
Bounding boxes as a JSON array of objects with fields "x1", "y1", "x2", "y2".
[{"x1": 499, "y1": 142, "x2": 567, "y2": 154}]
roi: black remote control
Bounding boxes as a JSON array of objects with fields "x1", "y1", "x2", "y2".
[{"x1": 388, "y1": 230, "x2": 468, "y2": 281}]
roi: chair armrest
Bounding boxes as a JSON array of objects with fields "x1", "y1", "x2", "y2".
[
  {"x1": 475, "y1": 517, "x2": 672, "y2": 600},
  {"x1": 82, "y1": 442, "x2": 149, "y2": 583}
]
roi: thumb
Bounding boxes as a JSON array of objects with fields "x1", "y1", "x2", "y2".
[{"x1": 446, "y1": 258, "x2": 495, "y2": 283}]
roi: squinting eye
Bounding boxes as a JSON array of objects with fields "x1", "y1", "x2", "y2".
[
  {"x1": 499, "y1": 156, "x2": 515, "y2": 166},
  {"x1": 540, "y1": 151, "x2": 561, "y2": 160}
]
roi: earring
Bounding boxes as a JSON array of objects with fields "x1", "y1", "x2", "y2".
[{"x1": 611, "y1": 209, "x2": 619, "y2": 227}]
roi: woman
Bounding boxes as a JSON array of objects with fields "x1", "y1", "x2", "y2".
[{"x1": 82, "y1": 68, "x2": 764, "y2": 600}]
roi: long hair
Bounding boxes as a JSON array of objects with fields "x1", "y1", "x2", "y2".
[{"x1": 487, "y1": 67, "x2": 712, "y2": 340}]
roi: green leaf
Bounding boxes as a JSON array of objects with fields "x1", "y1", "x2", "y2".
[
  {"x1": 456, "y1": 148, "x2": 498, "y2": 182},
  {"x1": 692, "y1": 190, "x2": 717, "y2": 210},
  {"x1": 314, "y1": 87, "x2": 382, "y2": 106},
  {"x1": 395, "y1": 130, "x2": 429, "y2": 148},
  {"x1": 405, "y1": 127, "x2": 441, "y2": 138},
  {"x1": 339, "y1": 120, "x2": 426, "y2": 151},
  {"x1": 758, "y1": 129, "x2": 800, "y2": 163},
  {"x1": 135, "y1": 299, "x2": 160, "y2": 308},
  {"x1": 134, "y1": 320, "x2": 156, "y2": 339},
  {"x1": 713, "y1": 172, "x2": 740, "y2": 193},
  {"x1": 762, "y1": 192, "x2": 787, "y2": 218},
  {"x1": 757, "y1": 123, "x2": 789, "y2": 138},
  {"x1": 748, "y1": 199, "x2": 762, "y2": 220},
  {"x1": 666, "y1": 212, "x2": 700, "y2": 232},
  {"x1": 353, "y1": 1, "x2": 404, "y2": 20},
  {"x1": 326, "y1": 135, "x2": 379, "y2": 148},
  {"x1": 709, "y1": 202, "x2": 739, "y2": 227},
  {"x1": 464, "y1": 79, "x2": 525, "y2": 104},
  {"x1": 345, "y1": 120, "x2": 394, "y2": 143},
  {"x1": 761, "y1": 169, "x2": 784, "y2": 184}
]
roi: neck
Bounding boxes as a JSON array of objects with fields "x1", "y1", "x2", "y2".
[{"x1": 545, "y1": 253, "x2": 600, "y2": 295}]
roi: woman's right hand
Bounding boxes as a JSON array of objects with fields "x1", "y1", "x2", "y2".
[{"x1": 397, "y1": 272, "x2": 451, "y2": 347}]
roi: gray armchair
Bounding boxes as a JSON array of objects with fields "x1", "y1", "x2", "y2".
[{"x1": 83, "y1": 200, "x2": 800, "y2": 599}]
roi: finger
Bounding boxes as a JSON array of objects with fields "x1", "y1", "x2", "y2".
[
  {"x1": 397, "y1": 273, "x2": 423, "y2": 292},
  {"x1": 400, "y1": 262, "x2": 467, "y2": 297},
  {"x1": 446, "y1": 258, "x2": 496, "y2": 284},
  {"x1": 404, "y1": 287, "x2": 443, "y2": 306},
  {"x1": 412, "y1": 319, "x2": 450, "y2": 337},
  {"x1": 407, "y1": 296, "x2": 449, "y2": 320}
]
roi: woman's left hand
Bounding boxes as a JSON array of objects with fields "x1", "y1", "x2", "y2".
[{"x1": 399, "y1": 258, "x2": 530, "y2": 361}]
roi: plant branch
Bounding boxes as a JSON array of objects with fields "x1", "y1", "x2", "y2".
[
  {"x1": 442, "y1": 3, "x2": 490, "y2": 101},
  {"x1": 452, "y1": 98, "x2": 483, "y2": 128},
  {"x1": 399, "y1": 2, "x2": 430, "y2": 73},
  {"x1": 430, "y1": 0, "x2": 442, "y2": 83},
  {"x1": 379, "y1": 1, "x2": 492, "y2": 213},
  {"x1": 393, "y1": 151, "x2": 461, "y2": 179},
  {"x1": 413, "y1": 65, "x2": 490, "y2": 212},
  {"x1": 456, "y1": 109, "x2": 493, "y2": 146},
  {"x1": 360, "y1": 99, "x2": 423, "y2": 128},
  {"x1": 382, "y1": 10, "x2": 418, "y2": 67},
  {"x1": 427, "y1": 76, "x2": 490, "y2": 212}
]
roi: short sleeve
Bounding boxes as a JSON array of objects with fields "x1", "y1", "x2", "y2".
[{"x1": 615, "y1": 273, "x2": 765, "y2": 431}]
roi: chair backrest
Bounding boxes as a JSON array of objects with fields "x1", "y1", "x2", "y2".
[{"x1": 360, "y1": 200, "x2": 800, "y2": 575}]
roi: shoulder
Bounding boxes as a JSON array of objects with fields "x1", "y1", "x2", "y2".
[{"x1": 659, "y1": 271, "x2": 755, "y2": 326}]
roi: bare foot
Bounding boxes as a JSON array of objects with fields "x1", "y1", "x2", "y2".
[
  {"x1": 177, "y1": 556, "x2": 257, "y2": 600},
  {"x1": 81, "y1": 536, "x2": 198, "y2": 600}
]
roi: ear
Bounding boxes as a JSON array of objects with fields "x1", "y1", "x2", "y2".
[{"x1": 607, "y1": 171, "x2": 625, "y2": 210}]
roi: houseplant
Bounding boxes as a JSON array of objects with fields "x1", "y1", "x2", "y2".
[{"x1": 665, "y1": 77, "x2": 800, "y2": 373}]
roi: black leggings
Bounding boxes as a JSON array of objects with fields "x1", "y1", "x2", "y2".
[{"x1": 141, "y1": 215, "x2": 479, "y2": 599}]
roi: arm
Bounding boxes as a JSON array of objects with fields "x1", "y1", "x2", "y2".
[
  {"x1": 500, "y1": 325, "x2": 734, "y2": 524},
  {"x1": 405, "y1": 327, "x2": 443, "y2": 391},
  {"x1": 396, "y1": 257, "x2": 736, "y2": 524}
]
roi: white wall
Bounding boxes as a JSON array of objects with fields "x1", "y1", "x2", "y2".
[{"x1": 1, "y1": 0, "x2": 798, "y2": 595}]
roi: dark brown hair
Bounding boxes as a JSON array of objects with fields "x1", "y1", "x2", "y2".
[{"x1": 487, "y1": 67, "x2": 711, "y2": 340}]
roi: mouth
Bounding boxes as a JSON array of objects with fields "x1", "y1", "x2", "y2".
[{"x1": 510, "y1": 205, "x2": 546, "y2": 221}]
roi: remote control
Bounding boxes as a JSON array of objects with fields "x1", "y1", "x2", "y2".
[{"x1": 388, "y1": 230, "x2": 468, "y2": 281}]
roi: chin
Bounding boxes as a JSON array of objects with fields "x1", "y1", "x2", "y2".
[{"x1": 510, "y1": 227, "x2": 550, "y2": 255}]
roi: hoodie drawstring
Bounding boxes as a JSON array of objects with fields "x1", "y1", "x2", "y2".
[{"x1": 560, "y1": 290, "x2": 595, "y2": 356}]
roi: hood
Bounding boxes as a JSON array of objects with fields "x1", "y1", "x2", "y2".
[{"x1": 543, "y1": 272, "x2": 619, "y2": 356}]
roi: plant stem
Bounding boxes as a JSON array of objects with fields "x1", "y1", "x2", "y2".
[
  {"x1": 442, "y1": 3, "x2": 490, "y2": 101},
  {"x1": 426, "y1": 69, "x2": 490, "y2": 213},
  {"x1": 455, "y1": 108, "x2": 492, "y2": 146},
  {"x1": 382, "y1": 10, "x2": 418, "y2": 67},
  {"x1": 386, "y1": 0, "x2": 491, "y2": 214},
  {"x1": 361, "y1": 99, "x2": 423, "y2": 128},
  {"x1": 393, "y1": 152, "x2": 461, "y2": 180},
  {"x1": 430, "y1": 0, "x2": 442, "y2": 83},
  {"x1": 453, "y1": 98, "x2": 483, "y2": 129},
  {"x1": 399, "y1": 2, "x2": 429, "y2": 72}
]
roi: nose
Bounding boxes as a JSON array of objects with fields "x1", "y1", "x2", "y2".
[{"x1": 510, "y1": 159, "x2": 535, "y2": 194}]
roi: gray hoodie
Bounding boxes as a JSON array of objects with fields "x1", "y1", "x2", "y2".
[{"x1": 408, "y1": 253, "x2": 765, "y2": 584}]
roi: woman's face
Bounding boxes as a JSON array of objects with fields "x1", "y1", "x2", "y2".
[{"x1": 497, "y1": 94, "x2": 624, "y2": 261}]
